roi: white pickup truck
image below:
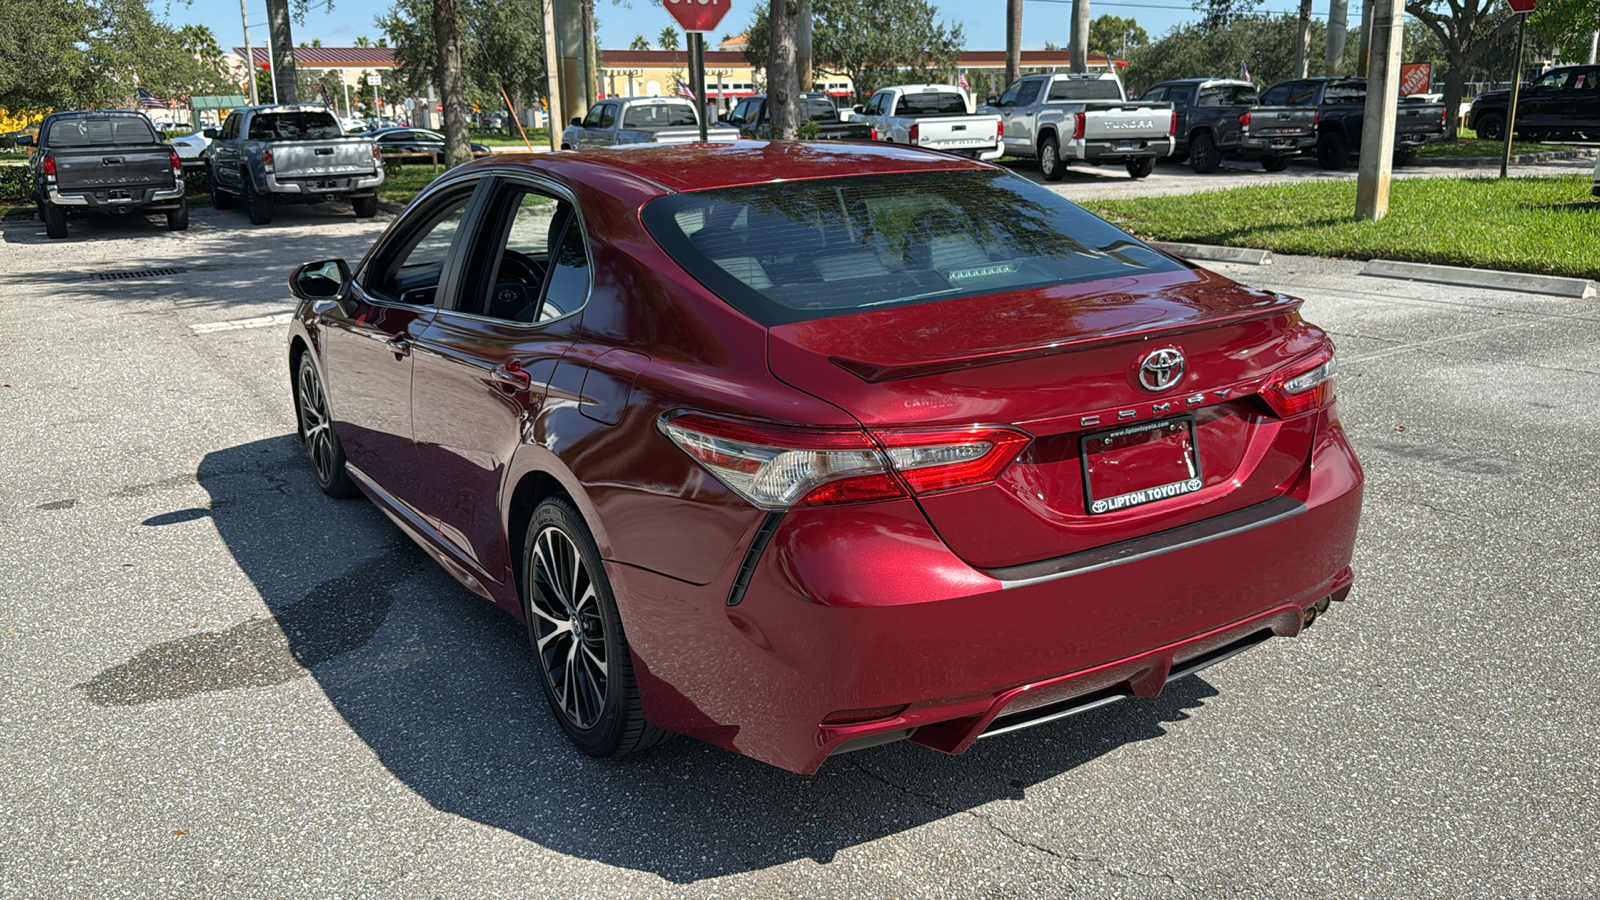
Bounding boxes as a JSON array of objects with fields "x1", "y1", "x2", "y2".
[
  {"x1": 983, "y1": 73, "x2": 1175, "y2": 180},
  {"x1": 854, "y1": 84, "x2": 1004, "y2": 160},
  {"x1": 561, "y1": 97, "x2": 738, "y2": 149}
]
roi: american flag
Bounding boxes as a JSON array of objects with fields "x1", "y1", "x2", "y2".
[
  {"x1": 136, "y1": 88, "x2": 169, "y2": 109},
  {"x1": 1240, "y1": 61, "x2": 1251, "y2": 83},
  {"x1": 676, "y1": 79, "x2": 695, "y2": 100},
  {"x1": 958, "y1": 71, "x2": 969, "y2": 92}
]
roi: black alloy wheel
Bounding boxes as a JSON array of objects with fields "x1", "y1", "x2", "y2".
[
  {"x1": 1476, "y1": 113, "x2": 1506, "y2": 142},
  {"x1": 295, "y1": 354, "x2": 358, "y2": 498},
  {"x1": 522, "y1": 498, "x2": 668, "y2": 759},
  {"x1": 1188, "y1": 132, "x2": 1221, "y2": 174}
]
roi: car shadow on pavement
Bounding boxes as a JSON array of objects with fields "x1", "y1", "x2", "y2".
[{"x1": 82, "y1": 434, "x2": 1222, "y2": 884}]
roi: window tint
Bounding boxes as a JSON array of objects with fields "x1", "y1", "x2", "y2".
[
  {"x1": 728, "y1": 99, "x2": 752, "y2": 123},
  {"x1": 1197, "y1": 86, "x2": 1234, "y2": 107},
  {"x1": 867, "y1": 92, "x2": 889, "y2": 115},
  {"x1": 415, "y1": 130, "x2": 444, "y2": 142},
  {"x1": 45, "y1": 116, "x2": 158, "y2": 147},
  {"x1": 896, "y1": 90, "x2": 968, "y2": 116},
  {"x1": 1016, "y1": 80, "x2": 1043, "y2": 105},
  {"x1": 996, "y1": 82, "x2": 1023, "y2": 107},
  {"x1": 364, "y1": 186, "x2": 476, "y2": 305},
  {"x1": 642, "y1": 170, "x2": 1182, "y2": 327},
  {"x1": 803, "y1": 97, "x2": 837, "y2": 121},
  {"x1": 598, "y1": 104, "x2": 617, "y2": 128},
  {"x1": 464, "y1": 186, "x2": 588, "y2": 324},
  {"x1": 1282, "y1": 82, "x2": 1320, "y2": 105},
  {"x1": 540, "y1": 213, "x2": 590, "y2": 321},
  {"x1": 1323, "y1": 81, "x2": 1365, "y2": 104},
  {"x1": 248, "y1": 112, "x2": 343, "y2": 140},
  {"x1": 1141, "y1": 87, "x2": 1168, "y2": 102},
  {"x1": 582, "y1": 105, "x2": 605, "y2": 127},
  {"x1": 1046, "y1": 78, "x2": 1122, "y2": 101},
  {"x1": 622, "y1": 102, "x2": 698, "y2": 128},
  {"x1": 1533, "y1": 69, "x2": 1572, "y2": 91},
  {"x1": 1260, "y1": 84, "x2": 1291, "y2": 106}
]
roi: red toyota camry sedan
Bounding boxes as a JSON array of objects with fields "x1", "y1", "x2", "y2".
[{"x1": 285, "y1": 142, "x2": 1362, "y2": 774}]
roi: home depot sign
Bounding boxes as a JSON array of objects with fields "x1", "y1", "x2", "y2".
[{"x1": 1400, "y1": 62, "x2": 1432, "y2": 96}]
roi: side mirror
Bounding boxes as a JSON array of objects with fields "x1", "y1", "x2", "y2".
[
  {"x1": 203, "y1": 128, "x2": 219, "y2": 139},
  {"x1": 853, "y1": 105, "x2": 866, "y2": 114},
  {"x1": 16, "y1": 135, "x2": 32, "y2": 146},
  {"x1": 986, "y1": 96, "x2": 1000, "y2": 107},
  {"x1": 289, "y1": 258, "x2": 352, "y2": 303},
  {"x1": 570, "y1": 117, "x2": 583, "y2": 127}
]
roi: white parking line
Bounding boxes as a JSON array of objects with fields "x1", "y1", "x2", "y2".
[{"x1": 190, "y1": 312, "x2": 295, "y2": 334}]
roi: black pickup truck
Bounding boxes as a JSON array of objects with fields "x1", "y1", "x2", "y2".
[
  {"x1": 1259, "y1": 77, "x2": 1446, "y2": 169},
  {"x1": 21, "y1": 110, "x2": 187, "y2": 239},
  {"x1": 721, "y1": 92, "x2": 877, "y2": 141},
  {"x1": 1467, "y1": 64, "x2": 1600, "y2": 141},
  {"x1": 1140, "y1": 78, "x2": 1317, "y2": 173}
]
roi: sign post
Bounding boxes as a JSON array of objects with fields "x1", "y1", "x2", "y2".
[
  {"x1": 663, "y1": 0, "x2": 732, "y2": 141},
  {"x1": 1501, "y1": 0, "x2": 1537, "y2": 178}
]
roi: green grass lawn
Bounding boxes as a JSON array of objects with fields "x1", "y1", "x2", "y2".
[
  {"x1": 471, "y1": 129, "x2": 551, "y2": 147},
  {"x1": 1417, "y1": 126, "x2": 1577, "y2": 159},
  {"x1": 1088, "y1": 175, "x2": 1600, "y2": 279},
  {"x1": 377, "y1": 169, "x2": 443, "y2": 206}
]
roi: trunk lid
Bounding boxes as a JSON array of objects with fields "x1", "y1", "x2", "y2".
[
  {"x1": 269, "y1": 139, "x2": 378, "y2": 178},
  {"x1": 767, "y1": 267, "x2": 1327, "y2": 569},
  {"x1": 52, "y1": 147, "x2": 174, "y2": 193}
]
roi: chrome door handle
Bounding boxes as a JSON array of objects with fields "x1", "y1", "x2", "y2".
[
  {"x1": 386, "y1": 336, "x2": 411, "y2": 357},
  {"x1": 490, "y1": 362, "x2": 531, "y2": 391}
]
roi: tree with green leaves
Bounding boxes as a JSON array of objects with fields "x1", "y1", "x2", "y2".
[
  {"x1": 1405, "y1": 0, "x2": 1517, "y2": 136},
  {"x1": 378, "y1": 0, "x2": 548, "y2": 130},
  {"x1": 1088, "y1": 15, "x2": 1147, "y2": 57},
  {"x1": 659, "y1": 27, "x2": 681, "y2": 51},
  {"x1": 1126, "y1": 13, "x2": 1351, "y2": 94},
  {"x1": 630, "y1": 34, "x2": 651, "y2": 50},
  {"x1": 743, "y1": 0, "x2": 965, "y2": 103}
]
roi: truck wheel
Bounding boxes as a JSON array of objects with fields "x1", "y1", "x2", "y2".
[
  {"x1": 1188, "y1": 133, "x2": 1221, "y2": 174},
  {"x1": 167, "y1": 197, "x2": 190, "y2": 232},
  {"x1": 244, "y1": 176, "x2": 273, "y2": 225},
  {"x1": 41, "y1": 199, "x2": 67, "y2": 239},
  {"x1": 1475, "y1": 113, "x2": 1505, "y2": 141},
  {"x1": 1125, "y1": 157, "x2": 1156, "y2": 179},
  {"x1": 1261, "y1": 155, "x2": 1291, "y2": 172},
  {"x1": 1316, "y1": 133, "x2": 1348, "y2": 170},
  {"x1": 1039, "y1": 135, "x2": 1066, "y2": 182},
  {"x1": 352, "y1": 195, "x2": 378, "y2": 218},
  {"x1": 1393, "y1": 149, "x2": 1417, "y2": 167},
  {"x1": 208, "y1": 165, "x2": 234, "y2": 209}
]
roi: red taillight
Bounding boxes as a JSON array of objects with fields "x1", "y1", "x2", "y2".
[
  {"x1": 1313, "y1": 110, "x2": 1320, "y2": 126},
  {"x1": 870, "y1": 126, "x2": 879, "y2": 141},
  {"x1": 373, "y1": 143, "x2": 382, "y2": 161},
  {"x1": 997, "y1": 119, "x2": 1004, "y2": 137},
  {"x1": 169, "y1": 149, "x2": 181, "y2": 177},
  {"x1": 1261, "y1": 347, "x2": 1338, "y2": 418},
  {"x1": 1169, "y1": 110, "x2": 1178, "y2": 136},
  {"x1": 262, "y1": 148, "x2": 274, "y2": 169},
  {"x1": 42, "y1": 156, "x2": 56, "y2": 179},
  {"x1": 1072, "y1": 112, "x2": 1085, "y2": 140},
  {"x1": 1440, "y1": 105, "x2": 1447, "y2": 124},
  {"x1": 1239, "y1": 110, "x2": 1251, "y2": 132},
  {"x1": 908, "y1": 123, "x2": 920, "y2": 144},
  {"x1": 659, "y1": 413, "x2": 1032, "y2": 510}
]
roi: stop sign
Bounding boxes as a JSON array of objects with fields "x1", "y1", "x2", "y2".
[
  {"x1": 1506, "y1": 0, "x2": 1536, "y2": 11},
  {"x1": 663, "y1": 0, "x2": 731, "y2": 34}
]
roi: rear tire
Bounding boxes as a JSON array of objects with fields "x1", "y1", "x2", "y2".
[
  {"x1": 1261, "y1": 155, "x2": 1291, "y2": 172},
  {"x1": 1038, "y1": 135, "x2": 1066, "y2": 181},
  {"x1": 351, "y1": 194, "x2": 378, "y2": 218},
  {"x1": 1316, "y1": 132, "x2": 1348, "y2": 170},
  {"x1": 1188, "y1": 133, "x2": 1221, "y2": 173},
  {"x1": 167, "y1": 197, "x2": 189, "y2": 231},
  {"x1": 1125, "y1": 157, "x2": 1155, "y2": 179},
  {"x1": 523, "y1": 498, "x2": 669, "y2": 759},
  {"x1": 244, "y1": 174, "x2": 273, "y2": 225},
  {"x1": 1476, "y1": 113, "x2": 1505, "y2": 141},
  {"x1": 41, "y1": 199, "x2": 67, "y2": 239}
]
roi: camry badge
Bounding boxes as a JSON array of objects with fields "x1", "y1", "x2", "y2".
[{"x1": 1138, "y1": 348, "x2": 1186, "y2": 392}]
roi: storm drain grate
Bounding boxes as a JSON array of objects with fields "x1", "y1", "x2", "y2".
[{"x1": 92, "y1": 267, "x2": 189, "y2": 281}]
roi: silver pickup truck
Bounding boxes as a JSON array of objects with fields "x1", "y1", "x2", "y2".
[
  {"x1": 856, "y1": 84, "x2": 1004, "y2": 160},
  {"x1": 983, "y1": 73, "x2": 1175, "y2": 180},
  {"x1": 205, "y1": 105, "x2": 383, "y2": 225},
  {"x1": 561, "y1": 97, "x2": 738, "y2": 149}
]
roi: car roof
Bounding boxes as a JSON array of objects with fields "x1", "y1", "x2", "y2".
[{"x1": 471, "y1": 141, "x2": 993, "y2": 194}]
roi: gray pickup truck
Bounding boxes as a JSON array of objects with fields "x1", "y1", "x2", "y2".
[
  {"x1": 23, "y1": 110, "x2": 187, "y2": 239},
  {"x1": 984, "y1": 73, "x2": 1175, "y2": 180},
  {"x1": 204, "y1": 105, "x2": 383, "y2": 224},
  {"x1": 561, "y1": 97, "x2": 738, "y2": 149}
]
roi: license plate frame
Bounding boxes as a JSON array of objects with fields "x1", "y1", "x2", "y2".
[{"x1": 1081, "y1": 416, "x2": 1203, "y2": 515}]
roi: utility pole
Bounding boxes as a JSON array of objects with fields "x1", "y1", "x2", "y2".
[
  {"x1": 543, "y1": 0, "x2": 563, "y2": 150},
  {"x1": 1501, "y1": 12, "x2": 1530, "y2": 179},
  {"x1": 1327, "y1": 0, "x2": 1349, "y2": 75},
  {"x1": 266, "y1": 0, "x2": 298, "y2": 104},
  {"x1": 1357, "y1": 0, "x2": 1375, "y2": 76},
  {"x1": 239, "y1": 0, "x2": 259, "y2": 104},
  {"x1": 1355, "y1": 0, "x2": 1403, "y2": 220}
]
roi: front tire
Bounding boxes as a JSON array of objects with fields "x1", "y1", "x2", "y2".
[
  {"x1": 295, "y1": 353, "x2": 358, "y2": 498},
  {"x1": 1476, "y1": 113, "x2": 1505, "y2": 141},
  {"x1": 209, "y1": 165, "x2": 235, "y2": 209},
  {"x1": 167, "y1": 197, "x2": 189, "y2": 231},
  {"x1": 1188, "y1": 133, "x2": 1220, "y2": 173},
  {"x1": 1125, "y1": 157, "x2": 1156, "y2": 179},
  {"x1": 1038, "y1": 135, "x2": 1066, "y2": 182},
  {"x1": 1316, "y1": 132, "x2": 1348, "y2": 170},
  {"x1": 523, "y1": 498, "x2": 668, "y2": 759},
  {"x1": 40, "y1": 198, "x2": 67, "y2": 239}
]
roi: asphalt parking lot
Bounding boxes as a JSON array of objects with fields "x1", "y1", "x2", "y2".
[{"x1": 2, "y1": 204, "x2": 1597, "y2": 898}]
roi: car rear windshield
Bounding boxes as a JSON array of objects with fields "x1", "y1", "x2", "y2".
[
  {"x1": 642, "y1": 169, "x2": 1184, "y2": 326},
  {"x1": 45, "y1": 116, "x2": 158, "y2": 147},
  {"x1": 622, "y1": 102, "x2": 698, "y2": 129},
  {"x1": 1047, "y1": 79, "x2": 1124, "y2": 101},
  {"x1": 896, "y1": 91, "x2": 969, "y2": 116},
  {"x1": 247, "y1": 112, "x2": 344, "y2": 140}
]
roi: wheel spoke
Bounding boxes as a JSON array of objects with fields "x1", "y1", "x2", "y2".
[{"x1": 528, "y1": 523, "x2": 609, "y2": 730}]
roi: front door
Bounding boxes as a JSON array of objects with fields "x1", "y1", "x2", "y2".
[
  {"x1": 318, "y1": 178, "x2": 481, "y2": 504},
  {"x1": 1520, "y1": 69, "x2": 1572, "y2": 131},
  {"x1": 410, "y1": 179, "x2": 593, "y2": 586}
]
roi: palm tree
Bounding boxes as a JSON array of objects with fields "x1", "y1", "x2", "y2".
[
  {"x1": 658, "y1": 28, "x2": 680, "y2": 52},
  {"x1": 354, "y1": 36, "x2": 373, "y2": 48},
  {"x1": 630, "y1": 35, "x2": 651, "y2": 51}
]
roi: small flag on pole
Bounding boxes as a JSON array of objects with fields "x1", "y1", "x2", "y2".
[
  {"x1": 958, "y1": 71, "x2": 969, "y2": 92},
  {"x1": 1240, "y1": 60, "x2": 1251, "y2": 83},
  {"x1": 676, "y1": 79, "x2": 695, "y2": 99},
  {"x1": 136, "y1": 88, "x2": 169, "y2": 109}
]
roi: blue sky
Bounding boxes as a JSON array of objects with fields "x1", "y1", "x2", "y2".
[{"x1": 181, "y1": 0, "x2": 1333, "y2": 58}]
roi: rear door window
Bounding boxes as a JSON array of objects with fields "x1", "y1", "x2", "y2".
[
  {"x1": 642, "y1": 169, "x2": 1182, "y2": 326},
  {"x1": 45, "y1": 116, "x2": 157, "y2": 147}
]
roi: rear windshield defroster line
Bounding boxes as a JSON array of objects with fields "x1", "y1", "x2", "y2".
[{"x1": 640, "y1": 169, "x2": 1184, "y2": 327}]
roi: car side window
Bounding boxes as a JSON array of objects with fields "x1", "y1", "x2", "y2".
[
  {"x1": 462, "y1": 185, "x2": 590, "y2": 325},
  {"x1": 598, "y1": 104, "x2": 617, "y2": 128},
  {"x1": 1533, "y1": 70, "x2": 1571, "y2": 91},
  {"x1": 996, "y1": 82, "x2": 1022, "y2": 108},
  {"x1": 1287, "y1": 82, "x2": 1320, "y2": 105},
  {"x1": 1141, "y1": 87, "x2": 1167, "y2": 103},
  {"x1": 221, "y1": 112, "x2": 240, "y2": 139},
  {"x1": 1016, "y1": 80, "x2": 1042, "y2": 107},
  {"x1": 582, "y1": 105, "x2": 604, "y2": 128},
  {"x1": 363, "y1": 184, "x2": 478, "y2": 306},
  {"x1": 1260, "y1": 84, "x2": 1290, "y2": 106}
]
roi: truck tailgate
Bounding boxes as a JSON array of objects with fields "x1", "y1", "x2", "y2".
[
  {"x1": 914, "y1": 116, "x2": 1002, "y2": 151},
  {"x1": 1246, "y1": 106, "x2": 1317, "y2": 138},
  {"x1": 53, "y1": 147, "x2": 174, "y2": 193},
  {"x1": 1081, "y1": 105, "x2": 1173, "y2": 141},
  {"x1": 271, "y1": 140, "x2": 377, "y2": 177},
  {"x1": 629, "y1": 126, "x2": 741, "y2": 145},
  {"x1": 1396, "y1": 103, "x2": 1446, "y2": 137}
]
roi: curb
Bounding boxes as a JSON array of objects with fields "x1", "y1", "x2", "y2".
[
  {"x1": 1360, "y1": 259, "x2": 1597, "y2": 299},
  {"x1": 1153, "y1": 241, "x2": 1273, "y2": 266},
  {"x1": 1419, "y1": 149, "x2": 1592, "y2": 168}
]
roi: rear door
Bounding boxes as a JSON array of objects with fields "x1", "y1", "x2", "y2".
[
  {"x1": 409, "y1": 177, "x2": 592, "y2": 584},
  {"x1": 1520, "y1": 68, "x2": 1571, "y2": 130}
]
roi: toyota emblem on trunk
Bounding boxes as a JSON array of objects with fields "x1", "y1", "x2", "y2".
[{"x1": 1138, "y1": 348, "x2": 1186, "y2": 392}]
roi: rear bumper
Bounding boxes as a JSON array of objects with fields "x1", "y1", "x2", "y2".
[
  {"x1": 47, "y1": 183, "x2": 183, "y2": 209},
  {"x1": 260, "y1": 169, "x2": 384, "y2": 196},
  {"x1": 613, "y1": 408, "x2": 1364, "y2": 774},
  {"x1": 1068, "y1": 136, "x2": 1175, "y2": 161},
  {"x1": 1236, "y1": 135, "x2": 1316, "y2": 157}
]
